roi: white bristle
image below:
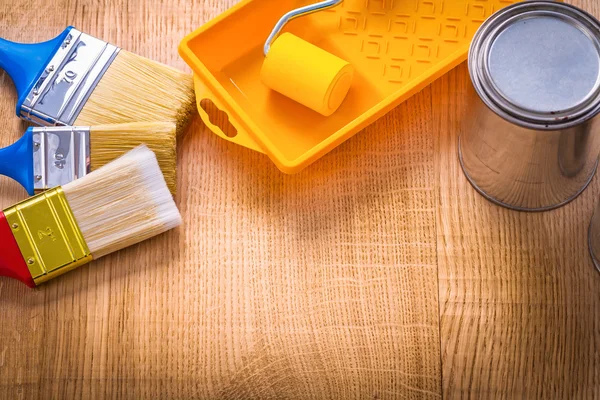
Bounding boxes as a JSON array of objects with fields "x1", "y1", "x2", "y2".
[{"x1": 62, "y1": 145, "x2": 182, "y2": 259}]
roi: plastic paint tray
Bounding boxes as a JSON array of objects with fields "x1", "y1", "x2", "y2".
[{"x1": 179, "y1": 0, "x2": 519, "y2": 173}]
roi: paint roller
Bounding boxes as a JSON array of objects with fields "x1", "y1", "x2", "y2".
[{"x1": 261, "y1": 0, "x2": 355, "y2": 117}]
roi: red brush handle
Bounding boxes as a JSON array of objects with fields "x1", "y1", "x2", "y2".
[{"x1": 0, "y1": 211, "x2": 35, "y2": 288}]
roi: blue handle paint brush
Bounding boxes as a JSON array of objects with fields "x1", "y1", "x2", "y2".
[
  {"x1": 0, "y1": 131, "x2": 34, "y2": 194},
  {"x1": 0, "y1": 122, "x2": 177, "y2": 195},
  {"x1": 0, "y1": 27, "x2": 195, "y2": 135}
]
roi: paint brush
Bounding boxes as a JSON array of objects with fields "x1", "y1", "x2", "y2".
[
  {"x1": 0, "y1": 27, "x2": 195, "y2": 135},
  {"x1": 0, "y1": 122, "x2": 177, "y2": 195},
  {"x1": 0, "y1": 145, "x2": 182, "y2": 288}
]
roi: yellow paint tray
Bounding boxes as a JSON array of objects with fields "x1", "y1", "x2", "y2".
[{"x1": 179, "y1": 0, "x2": 519, "y2": 173}]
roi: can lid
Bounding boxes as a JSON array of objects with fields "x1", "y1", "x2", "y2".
[{"x1": 470, "y1": 1, "x2": 600, "y2": 129}]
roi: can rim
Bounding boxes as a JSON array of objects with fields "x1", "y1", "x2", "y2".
[{"x1": 469, "y1": 1, "x2": 600, "y2": 130}]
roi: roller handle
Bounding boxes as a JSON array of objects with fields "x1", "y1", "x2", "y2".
[
  {"x1": 0, "y1": 211, "x2": 35, "y2": 288},
  {"x1": 0, "y1": 27, "x2": 73, "y2": 115},
  {"x1": 0, "y1": 128, "x2": 35, "y2": 195},
  {"x1": 264, "y1": 0, "x2": 343, "y2": 55}
]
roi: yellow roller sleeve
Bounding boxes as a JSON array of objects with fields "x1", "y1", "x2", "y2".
[{"x1": 261, "y1": 33, "x2": 354, "y2": 117}]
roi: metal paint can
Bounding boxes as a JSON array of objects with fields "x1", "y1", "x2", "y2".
[{"x1": 459, "y1": 1, "x2": 600, "y2": 211}]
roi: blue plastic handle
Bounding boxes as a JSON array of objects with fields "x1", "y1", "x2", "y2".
[
  {"x1": 0, "y1": 27, "x2": 73, "y2": 117},
  {"x1": 0, "y1": 128, "x2": 34, "y2": 195}
]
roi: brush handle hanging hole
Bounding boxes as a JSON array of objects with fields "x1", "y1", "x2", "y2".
[{"x1": 199, "y1": 99, "x2": 238, "y2": 138}]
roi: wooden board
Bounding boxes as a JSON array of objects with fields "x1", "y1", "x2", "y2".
[
  {"x1": 433, "y1": 1, "x2": 600, "y2": 396},
  {"x1": 0, "y1": 1, "x2": 441, "y2": 399},
  {"x1": 0, "y1": 1, "x2": 597, "y2": 399}
]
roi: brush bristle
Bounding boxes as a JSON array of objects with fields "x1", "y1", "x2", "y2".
[
  {"x1": 74, "y1": 51, "x2": 196, "y2": 137},
  {"x1": 90, "y1": 122, "x2": 177, "y2": 195},
  {"x1": 62, "y1": 145, "x2": 182, "y2": 259}
]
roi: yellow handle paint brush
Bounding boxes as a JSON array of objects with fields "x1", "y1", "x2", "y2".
[
  {"x1": 0, "y1": 145, "x2": 181, "y2": 288},
  {"x1": 0, "y1": 122, "x2": 177, "y2": 195},
  {"x1": 261, "y1": 0, "x2": 354, "y2": 117},
  {"x1": 0, "y1": 27, "x2": 196, "y2": 136}
]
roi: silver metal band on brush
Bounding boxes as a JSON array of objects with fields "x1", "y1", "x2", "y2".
[
  {"x1": 20, "y1": 28, "x2": 120, "y2": 126},
  {"x1": 32, "y1": 127, "x2": 91, "y2": 191}
]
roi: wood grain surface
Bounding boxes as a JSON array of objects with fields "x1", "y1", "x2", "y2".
[
  {"x1": 434, "y1": 1, "x2": 600, "y2": 396},
  {"x1": 0, "y1": 0, "x2": 598, "y2": 399}
]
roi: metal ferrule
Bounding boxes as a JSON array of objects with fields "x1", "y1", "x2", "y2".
[
  {"x1": 4, "y1": 187, "x2": 92, "y2": 285},
  {"x1": 32, "y1": 127, "x2": 91, "y2": 192},
  {"x1": 19, "y1": 28, "x2": 120, "y2": 126}
]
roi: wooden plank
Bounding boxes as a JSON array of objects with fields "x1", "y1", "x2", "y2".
[
  {"x1": 0, "y1": 1, "x2": 442, "y2": 398},
  {"x1": 434, "y1": 1, "x2": 600, "y2": 398}
]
